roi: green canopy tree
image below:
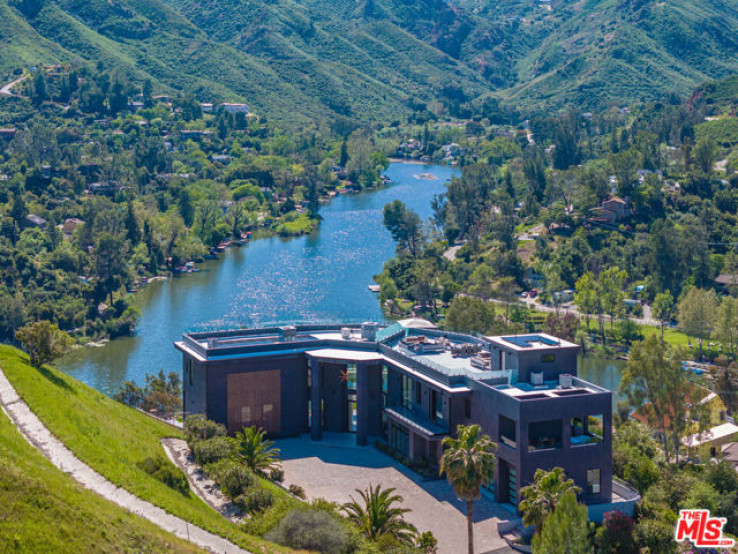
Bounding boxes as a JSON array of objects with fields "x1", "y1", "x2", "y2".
[
  {"x1": 574, "y1": 271, "x2": 597, "y2": 330},
  {"x1": 651, "y1": 291, "x2": 674, "y2": 339},
  {"x1": 519, "y1": 467, "x2": 581, "y2": 536},
  {"x1": 678, "y1": 287, "x2": 718, "y2": 358},
  {"x1": 532, "y1": 490, "x2": 592, "y2": 554},
  {"x1": 440, "y1": 424, "x2": 497, "y2": 554},
  {"x1": 16, "y1": 320, "x2": 74, "y2": 368}
]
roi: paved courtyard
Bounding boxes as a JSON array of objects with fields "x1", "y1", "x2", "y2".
[{"x1": 276, "y1": 434, "x2": 517, "y2": 554}]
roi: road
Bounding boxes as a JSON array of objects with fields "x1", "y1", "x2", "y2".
[{"x1": 0, "y1": 74, "x2": 28, "y2": 97}]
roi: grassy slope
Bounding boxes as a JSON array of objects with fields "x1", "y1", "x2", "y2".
[
  {"x1": 0, "y1": 402, "x2": 204, "y2": 552},
  {"x1": 0, "y1": 344, "x2": 293, "y2": 554}
]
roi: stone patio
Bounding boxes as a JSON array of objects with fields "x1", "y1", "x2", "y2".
[{"x1": 276, "y1": 433, "x2": 518, "y2": 554}]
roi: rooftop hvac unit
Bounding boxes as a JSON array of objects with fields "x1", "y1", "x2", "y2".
[
  {"x1": 559, "y1": 374, "x2": 573, "y2": 389},
  {"x1": 341, "y1": 327, "x2": 352, "y2": 340},
  {"x1": 361, "y1": 322, "x2": 378, "y2": 342},
  {"x1": 280, "y1": 325, "x2": 297, "y2": 342},
  {"x1": 531, "y1": 372, "x2": 544, "y2": 386}
]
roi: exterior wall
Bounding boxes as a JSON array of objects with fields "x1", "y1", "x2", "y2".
[
  {"x1": 203, "y1": 353, "x2": 309, "y2": 437},
  {"x1": 183, "y1": 356, "x2": 207, "y2": 416},
  {"x1": 516, "y1": 348, "x2": 578, "y2": 382},
  {"x1": 320, "y1": 362, "x2": 348, "y2": 433}
]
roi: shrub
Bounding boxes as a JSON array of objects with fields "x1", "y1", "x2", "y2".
[
  {"x1": 265, "y1": 508, "x2": 350, "y2": 554},
  {"x1": 269, "y1": 467, "x2": 285, "y2": 483},
  {"x1": 191, "y1": 436, "x2": 234, "y2": 466},
  {"x1": 288, "y1": 484, "x2": 306, "y2": 499},
  {"x1": 205, "y1": 458, "x2": 255, "y2": 499},
  {"x1": 184, "y1": 414, "x2": 226, "y2": 445},
  {"x1": 237, "y1": 487, "x2": 275, "y2": 513},
  {"x1": 136, "y1": 456, "x2": 189, "y2": 495}
]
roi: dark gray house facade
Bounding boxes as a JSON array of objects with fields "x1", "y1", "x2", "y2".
[{"x1": 175, "y1": 321, "x2": 635, "y2": 514}]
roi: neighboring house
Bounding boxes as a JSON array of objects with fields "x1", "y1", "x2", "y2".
[
  {"x1": 201, "y1": 103, "x2": 214, "y2": 113},
  {"x1": 589, "y1": 196, "x2": 631, "y2": 225},
  {"x1": 715, "y1": 274, "x2": 738, "y2": 293},
  {"x1": 26, "y1": 214, "x2": 46, "y2": 228},
  {"x1": 59, "y1": 218, "x2": 84, "y2": 236},
  {"x1": 176, "y1": 324, "x2": 638, "y2": 521},
  {"x1": 0, "y1": 128, "x2": 17, "y2": 139},
  {"x1": 220, "y1": 103, "x2": 249, "y2": 114},
  {"x1": 683, "y1": 422, "x2": 738, "y2": 462},
  {"x1": 631, "y1": 385, "x2": 728, "y2": 446}
]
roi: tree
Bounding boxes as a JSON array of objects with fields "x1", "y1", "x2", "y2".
[
  {"x1": 594, "y1": 511, "x2": 637, "y2": 553},
  {"x1": 651, "y1": 291, "x2": 674, "y2": 339},
  {"x1": 619, "y1": 335, "x2": 688, "y2": 462},
  {"x1": 342, "y1": 484, "x2": 417, "y2": 545},
  {"x1": 382, "y1": 200, "x2": 424, "y2": 257},
  {"x1": 125, "y1": 201, "x2": 141, "y2": 245},
  {"x1": 677, "y1": 287, "x2": 718, "y2": 358},
  {"x1": 439, "y1": 424, "x2": 497, "y2": 554},
  {"x1": 93, "y1": 233, "x2": 128, "y2": 305},
  {"x1": 234, "y1": 426, "x2": 281, "y2": 473},
  {"x1": 532, "y1": 490, "x2": 592, "y2": 554},
  {"x1": 338, "y1": 137, "x2": 349, "y2": 167},
  {"x1": 716, "y1": 296, "x2": 738, "y2": 359},
  {"x1": 693, "y1": 137, "x2": 718, "y2": 175},
  {"x1": 609, "y1": 149, "x2": 639, "y2": 198},
  {"x1": 445, "y1": 297, "x2": 501, "y2": 335},
  {"x1": 599, "y1": 267, "x2": 627, "y2": 332},
  {"x1": 16, "y1": 320, "x2": 74, "y2": 368},
  {"x1": 575, "y1": 272, "x2": 598, "y2": 330},
  {"x1": 32, "y1": 70, "x2": 47, "y2": 105},
  {"x1": 519, "y1": 467, "x2": 581, "y2": 537}
]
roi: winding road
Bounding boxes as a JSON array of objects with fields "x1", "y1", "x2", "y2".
[{"x1": 0, "y1": 74, "x2": 28, "y2": 97}]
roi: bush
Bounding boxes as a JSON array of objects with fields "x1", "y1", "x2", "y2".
[
  {"x1": 191, "y1": 436, "x2": 234, "y2": 466},
  {"x1": 265, "y1": 508, "x2": 350, "y2": 554},
  {"x1": 237, "y1": 487, "x2": 274, "y2": 513},
  {"x1": 288, "y1": 484, "x2": 306, "y2": 499},
  {"x1": 136, "y1": 456, "x2": 189, "y2": 495},
  {"x1": 205, "y1": 458, "x2": 255, "y2": 499},
  {"x1": 269, "y1": 467, "x2": 285, "y2": 483},
  {"x1": 184, "y1": 414, "x2": 226, "y2": 445}
]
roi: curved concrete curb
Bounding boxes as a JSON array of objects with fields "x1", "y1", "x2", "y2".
[{"x1": 0, "y1": 367, "x2": 250, "y2": 554}]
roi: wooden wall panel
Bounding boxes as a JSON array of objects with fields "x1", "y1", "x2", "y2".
[{"x1": 227, "y1": 370, "x2": 281, "y2": 435}]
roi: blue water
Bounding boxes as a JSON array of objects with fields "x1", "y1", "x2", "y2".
[{"x1": 57, "y1": 163, "x2": 458, "y2": 394}]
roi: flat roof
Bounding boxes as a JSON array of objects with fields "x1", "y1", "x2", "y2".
[
  {"x1": 485, "y1": 333, "x2": 578, "y2": 351},
  {"x1": 306, "y1": 348, "x2": 384, "y2": 362},
  {"x1": 494, "y1": 379, "x2": 606, "y2": 400},
  {"x1": 683, "y1": 423, "x2": 738, "y2": 448}
]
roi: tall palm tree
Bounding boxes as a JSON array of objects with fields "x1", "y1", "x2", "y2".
[
  {"x1": 234, "y1": 426, "x2": 280, "y2": 473},
  {"x1": 342, "y1": 484, "x2": 418, "y2": 545},
  {"x1": 440, "y1": 424, "x2": 497, "y2": 554},
  {"x1": 519, "y1": 467, "x2": 581, "y2": 536}
]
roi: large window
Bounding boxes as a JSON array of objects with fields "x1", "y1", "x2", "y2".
[
  {"x1": 401, "y1": 375, "x2": 413, "y2": 410},
  {"x1": 499, "y1": 415, "x2": 516, "y2": 449},
  {"x1": 528, "y1": 420, "x2": 562, "y2": 451},
  {"x1": 570, "y1": 414, "x2": 603, "y2": 446},
  {"x1": 587, "y1": 468, "x2": 601, "y2": 494},
  {"x1": 429, "y1": 389, "x2": 443, "y2": 423},
  {"x1": 391, "y1": 422, "x2": 409, "y2": 457}
]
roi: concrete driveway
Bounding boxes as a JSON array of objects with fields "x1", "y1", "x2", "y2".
[{"x1": 276, "y1": 434, "x2": 517, "y2": 554}]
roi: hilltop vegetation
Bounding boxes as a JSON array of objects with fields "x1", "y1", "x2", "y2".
[{"x1": 4, "y1": 0, "x2": 738, "y2": 122}]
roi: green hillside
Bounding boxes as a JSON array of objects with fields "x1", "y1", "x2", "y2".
[
  {"x1": 0, "y1": 377, "x2": 203, "y2": 552},
  {"x1": 4, "y1": 0, "x2": 738, "y2": 121}
]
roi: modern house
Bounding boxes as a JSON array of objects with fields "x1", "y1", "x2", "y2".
[{"x1": 175, "y1": 322, "x2": 637, "y2": 517}]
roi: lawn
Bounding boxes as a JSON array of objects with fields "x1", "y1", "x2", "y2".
[
  {"x1": 639, "y1": 325, "x2": 693, "y2": 347},
  {"x1": 0, "y1": 399, "x2": 204, "y2": 553},
  {"x1": 0, "y1": 345, "x2": 293, "y2": 553}
]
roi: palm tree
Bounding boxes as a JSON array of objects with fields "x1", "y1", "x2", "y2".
[
  {"x1": 519, "y1": 467, "x2": 581, "y2": 536},
  {"x1": 234, "y1": 426, "x2": 280, "y2": 473},
  {"x1": 439, "y1": 424, "x2": 497, "y2": 554},
  {"x1": 342, "y1": 484, "x2": 418, "y2": 545}
]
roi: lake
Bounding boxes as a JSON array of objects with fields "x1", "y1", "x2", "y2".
[
  {"x1": 57, "y1": 161, "x2": 625, "y2": 399},
  {"x1": 57, "y1": 162, "x2": 458, "y2": 394}
]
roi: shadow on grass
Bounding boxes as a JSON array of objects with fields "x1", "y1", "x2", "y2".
[{"x1": 35, "y1": 363, "x2": 76, "y2": 393}]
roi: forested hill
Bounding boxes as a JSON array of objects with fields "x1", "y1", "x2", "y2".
[{"x1": 4, "y1": 0, "x2": 738, "y2": 123}]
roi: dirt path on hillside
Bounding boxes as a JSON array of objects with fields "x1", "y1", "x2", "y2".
[{"x1": 0, "y1": 365, "x2": 250, "y2": 554}]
